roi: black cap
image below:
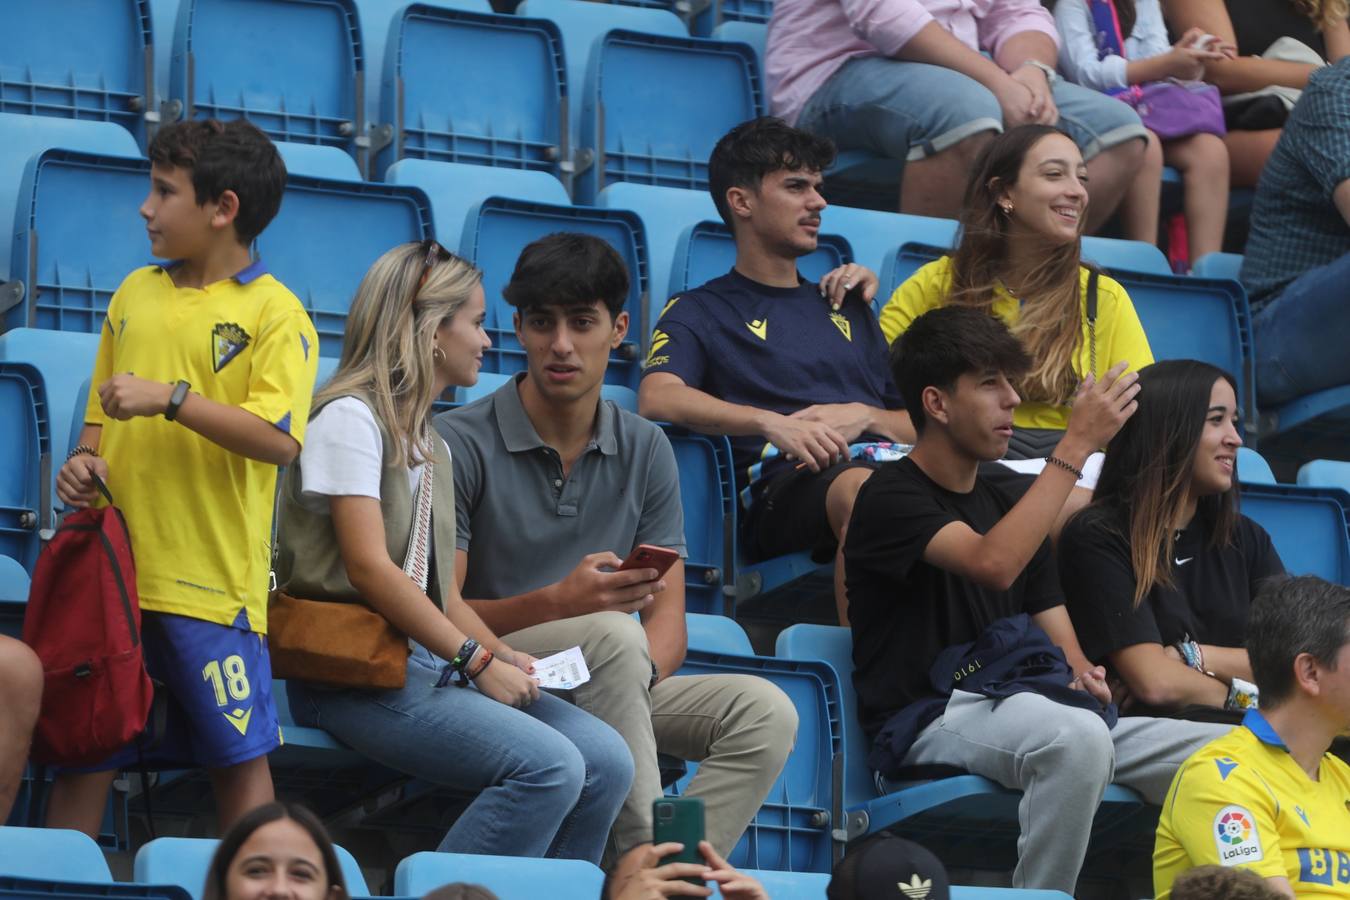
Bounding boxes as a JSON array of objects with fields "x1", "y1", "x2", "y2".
[{"x1": 827, "y1": 834, "x2": 951, "y2": 900}]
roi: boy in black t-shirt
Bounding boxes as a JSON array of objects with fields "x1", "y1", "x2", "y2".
[
  {"x1": 640, "y1": 117, "x2": 908, "y2": 622},
  {"x1": 844, "y1": 306, "x2": 1232, "y2": 893}
]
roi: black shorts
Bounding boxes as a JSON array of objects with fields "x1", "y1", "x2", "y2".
[{"x1": 743, "y1": 460, "x2": 879, "y2": 563}]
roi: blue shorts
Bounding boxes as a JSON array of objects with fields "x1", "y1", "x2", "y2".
[
  {"x1": 75, "y1": 611, "x2": 281, "y2": 772},
  {"x1": 799, "y1": 56, "x2": 1148, "y2": 162}
]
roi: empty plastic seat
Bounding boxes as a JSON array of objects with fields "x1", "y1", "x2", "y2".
[
  {"x1": 663, "y1": 427, "x2": 735, "y2": 616},
  {"x1": 386, "y1": 156, "x2": 571, "y2": 250},
  {"x1": 380, "y1": 6, "x2": 569, "y2": 184},
  {"x1": 258, "y1": 174, "x2": 433, "y2": 357},
  {"x1": 396, "y1": 852, "x2": 603, "y2": 897},
  {"x1": 1191, "y1": 252, "x2": 1244, "y2": 281},
  {"x1": 825, "y1": 207, "x2": 954, "y2": 285},
  {"x1": 671, "y1": 648, "x2": 841, "y2": 872},
  {"x1": 1240, "y1": 484, "x2": 1350, "y2": 584},
  {"x1": 577, "y1": 29, "x2": 761, "y2": 202},
  {"x1": 0, "y1": 2, "x2": 153, "y2": 143},
  {"x1": 706, "y1": 0, "x2": 774, "y2": 27},
  {"x1": 1298, "y1": 459, "x2": 1350, "y2": 491},
  {"x1": 170, "y1": 0, "x2": 364, "y2": 159},
  {"x1": 135, "y1": 836, "x2": 370, "y2": 900},
  {"x1": 0, "y1": 329, "x2": 101, "y2": 475},
  {"x1": 0, "y1": 877, "x2": 191, "y2": 900},
  {"x1": 0, "y1": 365, "x2": 48, "y2": 573},
  {"x1": 1238, "y1": 447, "x2": 1277, "y2": 485},
  {"x1": 711, "y1": 20, "x2": 767, "y2": 77},
  {"x1": 274, "y1": 142, "x2": 364, "y2": 180},
  {"x1": 670, "y1": 221, "x2": 852, "y2": 297},
  {"x1": 686, "y1": 612, "x2": 754, "y2": 654},
  {"x1": 458, "y1": 197, "x2": 648, "y2": 388},
  {"x1": 0, "y1": 826, "x2": 113, "y2": 882}
]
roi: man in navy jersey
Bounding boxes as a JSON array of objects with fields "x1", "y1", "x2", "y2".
[{"x1": 639, "y1": 117, "x2": 909, "y2": 622}]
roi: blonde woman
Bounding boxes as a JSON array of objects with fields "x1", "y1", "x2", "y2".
[
  {"x1": 274, "y1": 241, "x2": 632, "y2": 861},
  {"x1": 878, "y1": 124, "x2": 1154, "y2": 461}
]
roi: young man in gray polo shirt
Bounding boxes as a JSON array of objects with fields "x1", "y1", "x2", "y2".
[{"x1": 434, "y1": 232, "x2": 797, "y2": 858}]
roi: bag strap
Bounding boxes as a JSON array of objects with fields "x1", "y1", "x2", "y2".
[
  {"x1": 402, "y1": 438, "x2": 435, "y2": 593},
  {"x1": 1086, "y1": 268, "x2": 1099, "y2": 379},
  {"x1": 89, "y1": 473, "x2": 114, "y2": 507}
]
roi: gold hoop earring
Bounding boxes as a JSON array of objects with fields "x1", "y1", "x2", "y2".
[
  {"x1": 432, "y1": 346, "x2": 446, "y2": 364},
  {"x1": 1000, "y1": 204, "x2": 1013, "y2": 215}
]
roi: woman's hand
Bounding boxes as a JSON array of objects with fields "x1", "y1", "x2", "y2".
[
  {"x1": 473, "y1": 655, "x2": 540, "y2": 708},
  {"x1": 1167, "y1": 28, "x2": 1234, "y2": 80},
  {"x1": 819, "y1": 264, "x2": 879, "y2": 311},
  {"x1": 498, "y1": 645, "x2": 538, "y2": 675}
]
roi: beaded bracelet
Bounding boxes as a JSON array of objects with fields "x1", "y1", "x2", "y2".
[
  {"x1": 67, "y1": 444, "x2": 98, "y2": 461},
  {"x1": 1045, "y1": 455, "x2": 1083, "y2": 480}
]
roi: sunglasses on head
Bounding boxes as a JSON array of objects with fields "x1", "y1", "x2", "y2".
[{"x1": 409, "y1": 239, "x2": 453, "y2": 307}]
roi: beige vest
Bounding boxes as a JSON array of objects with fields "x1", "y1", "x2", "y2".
[{"x1": 275, "y1": 394, "x2": 456, "y2": 614}]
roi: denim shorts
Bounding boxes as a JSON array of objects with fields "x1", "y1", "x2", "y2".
[{"x1": 799, "y1": 55, "x2": 1147, "y2": 162}]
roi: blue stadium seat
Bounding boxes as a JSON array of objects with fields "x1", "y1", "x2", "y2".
[
  {"x1": 0, "y1": 329, "x2": 101, "y2": 474},
  {"x1": 1238, "y1": 446, "x2": 1277, "y2": 485},
  {"x1": 0, "y1": 826, "x2": 113, "y2": 882},
  {"x1": 673, "y1": 649, "x2": 842, "y2": 872},
  {"x1": 518, "y1": 0, "x2": 686, "y2": 154},
  {"x1": 457, "y1": 196, "x2": 647, "y2": 388},
  {"x1": 576, "y1": 28, "x2": 761, "y2": 202},
  {"x1": 274, "y1": 142, "x2": 364, "y2": 181},
  {"x1": 170, "y1": 0, "x2": 364, "y2": 161},
  {"x1": 0, "y1": 556, "x2": 28, "y2": 604},
  {"x1": 135, "y1": 836, "x2": 369, "y2": 900},
  {"x1": 661, "y1": 427, "x2": 735, "y2": 616},
  {"x1": 1239, "y1": 484, "x2": 1350, "y2": 584},
  {"x1": 379, "y1": 6, "x2": 569, "y2": 185},
  {"x1": 0, "y1": 2, "x2": 154, "y2": 144},
  {"x1": 686, "y1": 611, "x2": 753, "y2": 655},
  {"x1": 774, "y1": 625, "x2": 1152, "y2": 876},
  {"x1": 385, "y1": 158, "x2": 570, "y2": 250},
  {"x1": 0, "y1": 877, "x2": 190, "y2": 900},
  {"x1": 711, "y1": 21, "x2": 766, "y2": 79},
  {"x1": 699, "y1": 0, "x2": 775, "y2": 33},
  {"x1": 1081, "y1": 237, "x2": 1172, "y2": 276},
  {"x1": 0, "y1": 364, "x2": 47, "y2": 574},
  {"x1": 669, "y1": 221, "x2": 853, "y2": 298},
  {"x1": 1257, "y1": 387, "x2": 1350, "y2": 463},
  {"x1": 1298, "y1": 459, "x2": 1350, "y2": 491},
  {"x1": 0, "y1": 116, "x2": 140, "y2": 296},
  {"x1": 259, "y1": 174, "x2": 432, "y2": 358},
  {"x1": 1191, "y1": 252, "x2": 1243, "y2": 281},
  {"x1": 395, "y1": 852, "x2": 604, "y2": 898},
  {"x1": 826, "y1": 207, "x2": 955, "y2": 289}
]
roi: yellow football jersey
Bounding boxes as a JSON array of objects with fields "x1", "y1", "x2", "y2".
[
  {"x1": 1155, "y1": 710, "x2": 1350, "y2": 898},
  {"x1": 85, "y1": 262, "x2": 319, "y2": 633}
]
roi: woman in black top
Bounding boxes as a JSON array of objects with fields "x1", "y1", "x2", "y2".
[
  {"x1": 1058, "y1": 359, "x2": 1284, "y2": 713},
  {"x1": 1163, "y1": 0, "x2": 1350, "y2": 185}
]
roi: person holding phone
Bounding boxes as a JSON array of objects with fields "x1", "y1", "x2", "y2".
[{"x1": 435, "y1": 233, "x2": 797, "y2": 859}]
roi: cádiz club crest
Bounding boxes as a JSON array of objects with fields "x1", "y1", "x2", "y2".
[{"x1": 212, "y1": 322, "x2": 251, "y2": 372}]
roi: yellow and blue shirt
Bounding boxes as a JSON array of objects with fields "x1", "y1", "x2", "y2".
[
  {"x1": 85, "y1": 261, "x2": 319, "y2": 633},
  {"x1": 879, "y1": 257, "x2": 1153, "y2": 431},
  {"x1": 640, "y1": 269, "x2": 901, "y2": 504},
  {"x1": 1154, "y1": 709, "x2": 1350, "y2": 898}
]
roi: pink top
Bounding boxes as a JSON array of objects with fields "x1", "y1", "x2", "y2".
[{"x1": 766, "y1": 0, "x2": 1061, "y2": 125}]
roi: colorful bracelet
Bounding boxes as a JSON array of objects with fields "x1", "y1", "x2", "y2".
[
  {"x1": 466, "y1": 649, "x2": 494, "y2": 680},
  {"x1": 1045, "y1": 455, "x2": 1083, "y2": 480},
  {"x1": 1225, "y1": 676, "x2": 1260, "y2": 712}
]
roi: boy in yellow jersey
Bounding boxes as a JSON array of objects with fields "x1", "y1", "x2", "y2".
[
  {"x1": 1155, "y1": 575, "x2": 1350, "y2": 899},
  {"x1": 46, "y1": 119, "x2": 319, "y2": 837}
]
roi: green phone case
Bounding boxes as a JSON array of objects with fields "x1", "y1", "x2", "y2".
[{"x1": 652, "y1": 797, "x2": 705, "y2": 882}]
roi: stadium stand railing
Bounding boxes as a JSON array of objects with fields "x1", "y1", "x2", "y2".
[
  {"x1": 0, "y1": 1, "x2": 155, "y2": 146},
  {"x1": 378, "y1": 5, "x2": 570, "y2": 186},
  {"x1": 169, "y1": 0, "x2": 366, "y2": 166}
]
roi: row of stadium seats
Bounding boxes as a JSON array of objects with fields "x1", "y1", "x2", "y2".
[
  {"x1": 0, "y1": 825, "x2": 1076, "y2": 899},
  {"x1": 3, "y1": 0, "x2": 770, "y2": 193}
]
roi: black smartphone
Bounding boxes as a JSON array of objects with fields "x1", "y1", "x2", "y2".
[{"x1": 652, "y1": 797, "x2": 705, "y2": 883}]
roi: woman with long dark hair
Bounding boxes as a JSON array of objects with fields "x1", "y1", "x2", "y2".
[
  {"x1": 878, "y1": 124, "x2": 1154, "y2": 461},
  {"x1": 1058, "y1": 359, "x2": 1285, "y2": 713},
  {"x1": 203, "y1": 802, "x2": 344, "y2": 900}
]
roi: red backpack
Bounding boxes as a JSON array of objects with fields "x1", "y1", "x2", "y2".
[{"x1": 23, "y1": 476, "x2": 154, "y2": 766}]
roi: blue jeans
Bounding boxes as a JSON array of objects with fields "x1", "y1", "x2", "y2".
[
  {"x1": 287, "y1": 643, "x2": 633, "y2": 862},
  {"x1": 1252, "y1": 251, "x2": 1350, "y2": 406},
  {"x1": 798, "y1": 56, "x2": 1147, "y2": 162}
]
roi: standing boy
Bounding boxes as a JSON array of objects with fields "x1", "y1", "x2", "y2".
[
  {"x1": 845, "y1": 306, "x2": 1230, "y2": 892},
  {"x1": 47, "y1": 119, "x2": 319, "y2": 835}
]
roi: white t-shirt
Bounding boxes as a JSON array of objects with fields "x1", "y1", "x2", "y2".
[{"x1": 297, "y1": 397, "x2": 447, "y2": 514}]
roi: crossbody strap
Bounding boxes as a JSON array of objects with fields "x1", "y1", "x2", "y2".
[
  {"x1": 1086, "y1": 268, "x2": 1099, "y2": 379},
  {"x1": 403, "y1": 437, "x2": 435, "y2": 593}
]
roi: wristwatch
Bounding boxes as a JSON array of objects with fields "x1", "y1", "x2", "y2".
[
  {"x1": 1020, "y1": 59, "x2": 1060, "y2": 84},
  {"x1": 164, "y1": 380, "x2": 191, "y2": 422}
]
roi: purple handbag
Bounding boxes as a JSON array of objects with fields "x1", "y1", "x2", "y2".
[
  {"x1": 1121, "y1": 80, "x2": 1227, "y2": 139},
  {"x1": 1088, "y1": 0, "x2": 1227, "y2": 139}
]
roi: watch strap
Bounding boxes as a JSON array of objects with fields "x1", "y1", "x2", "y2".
[{"x1": 164, "y1": 380, "x2": 191, "y2": 422}]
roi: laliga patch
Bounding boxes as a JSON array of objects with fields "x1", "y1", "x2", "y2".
[
  {"x1": 212, "y1": 321, "x2": 251, "y2": 372},
  {"x1": 1214, "y1": 805, "x2": 1263, "y2": 866}
]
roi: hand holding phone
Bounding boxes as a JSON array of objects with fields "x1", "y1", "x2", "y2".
[
  {"x1": 652, "y1": 798, "x2": 705, "y2": 885},
  {"x1": 618, "y1": 544, "x2": 681, "y2": 579}
]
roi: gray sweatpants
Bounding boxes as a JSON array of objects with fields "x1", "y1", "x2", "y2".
[{"x1": 893, "y1": 690, "x2": 1232, "y2": 892}]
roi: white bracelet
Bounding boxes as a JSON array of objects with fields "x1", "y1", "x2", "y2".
[{"x1": 1019, "y1": 59, "x2": 1060, "y2": 84}]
